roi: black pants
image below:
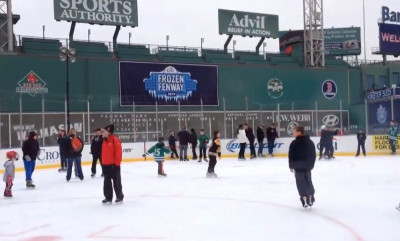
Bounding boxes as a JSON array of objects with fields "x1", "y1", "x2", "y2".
[
  {"x1": 267, "y1": 139, "x2": 275, "y2": 155},
  {"x1": 60, "y1": 154, "x2": 67, "y2": 169},
  {"x1": 319, "y1": 142, "x2": 326, "y2": 157},
  {"x1": 157, "y1": 161, "x2": 165, "y2": 174},
  {"x1": 390, "y1": 140, "x2": 397, "y2": 153},
  {"x1": 170, "y1": 146, "x2": 179, "y2": 158},
  {"x1": 295, "y1": 171, "x2": 315, "y2": 197},
  {"x1": 249, "y1": 141, "x2": 256, "y2": 157},
  {"x1": 192, "y1": 144, "x2": 198, "y2": 159},
  {"x1": 103, "y1": 165, "x2": 124, "y2": 201},
  {"x1": 356, "y1": 141, "x2": 366, "y2": 156},
  {"x1": 238, "y1": 143, "x2": 246, "y2": 159},
  {"x1": 326, "y1": 142, "x2": 334, "y2": 158},
  {"x1": 208, "y1": 155, "x2": 217, "y2": 173},
  {"x1": 91, "y1": 154, "x2": 103, "y2": 175},
  {"x1": 199, "y1": 147, "x2": 207, "y2": 160}
]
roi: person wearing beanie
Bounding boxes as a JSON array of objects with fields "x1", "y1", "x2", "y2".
[
  {"x1": 101, "y1": 124, "x2": 124, "y2": 204},
  {"x1": 319, "y1": 125, "x2": 338, "y2": 160},
  {"x1": 143, "y1": 137, "x2": 171, "y2": 177},
  {"x1": 91, "y1": 128, "x2": 103, "y2": 177},
  {"x1": 189, "y1": 128, "x2": 198, "y2": 160},
  {"x1": 3, "y1": 151, "x2": 18, "y2": 197},
  {"x1": 65, "y1": 128, "x2": 84, "y2": 181},
  {"x1": 177, "y1": 126, "x2": 190, "y2": 161},
  {"x1": 22, "y1": 131, "x2": 40, "y2": 188},
  {"x1": 197, "y1": 129, "x2": 209, "y2": 163},
  {"x1": 266, "y1": 123, "x2": 279, "y2": 157},
  {"x1": 207, "y1": 131, "x2": 221, "y2": 178},
  {"x1": 168, "y1": 132, "x2": 179, "y2": 159},
  {"x1": 57, "y1": 129, "x2": 68, "y2": 172},
  {"x1": 355, "y1": 128, "x2": 367, "y2": 157},
  {"x1": 256, "y1": 124, "x2": 265, "y2": 157}
]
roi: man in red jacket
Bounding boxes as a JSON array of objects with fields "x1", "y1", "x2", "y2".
[{"x1": 101, "y1": 124, "x2": 124, "y2": 204}]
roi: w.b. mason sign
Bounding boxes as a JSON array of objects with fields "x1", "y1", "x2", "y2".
[
  {"x1": 54, "y1": 0, "x2": 138, "y2": 27},
  {"x1": 218, "y1": 9, "x2": 279, "y2": 38}
]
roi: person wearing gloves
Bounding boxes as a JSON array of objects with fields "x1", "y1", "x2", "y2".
[
  {"x1": 198, "y1": 129, "x2": 209, "y2": 163},
  {"x1": 355, "y1": 129, "x2": 367, "y2": 157},
  {"x1": 207, "y1": 131, "x2": 221, "y2": 178},
  {"x1": 256, "y1": 124, "x2": 265, "y2": 157},
  {"x1": 388, "y1": 120, "x2": 398, "y2": 154},
  {"x1": 101, "y1": 124, "x2": 124, "y2": 204},
  {"x1": 3, "y1": 151, "x2": 18, "y2": 197},
  {"x1": 22, "y1": 131, "x2": 40, "y2": 188},
  {"x1": 143, "y1": 137, "x2": 171, "y2": 177},
  {"x1": 237, "y1": 124, "x2": 249, "y2": 160}
]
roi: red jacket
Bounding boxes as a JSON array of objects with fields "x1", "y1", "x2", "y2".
[{"x1": 101, "y1": 135, "x2": 122, "y2": 166}]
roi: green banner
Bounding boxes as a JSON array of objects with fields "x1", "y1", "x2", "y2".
[
  {"x1": 218, "y1": 9, "x2": 279, "y2": 38},
  {"x1": 324, "y1": 27, "x2": 361, "y2": 55},
  {"x1": 53, "y1": 0, "x2": 138, "y2": 27}
]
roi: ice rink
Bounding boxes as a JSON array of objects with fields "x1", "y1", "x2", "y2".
[{"x1": 1, "y1": 155, "x2": 400, "y2": 241}]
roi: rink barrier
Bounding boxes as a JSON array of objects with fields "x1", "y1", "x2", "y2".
[{"x1": 0, "y1": 135, "x2": 397, "y2": 174}]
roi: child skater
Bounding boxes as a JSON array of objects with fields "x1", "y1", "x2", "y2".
[
  {"x1": 207, "y1": 131, "x2": 221, "y2": 178},
  {"x1": 3, "y1": 151, "x2": 18, "y2": 197},
  {"x1": 143, "y1": 137, "x2": 171, "y2": 177}
]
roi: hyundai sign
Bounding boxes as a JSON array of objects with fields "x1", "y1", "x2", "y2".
[
  {"x1": 218, "y1": 9, "x2": 279, "y2": 38},
  {"x1": 54, "y1": 0, "x2": 138, "y2": 27},
  {"x1": 379, "y1": 23, "x2": 400, "y2": 56}
]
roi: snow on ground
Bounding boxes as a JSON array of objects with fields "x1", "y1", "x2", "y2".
[{"x1": 1, "y1": 156, "x2": 400, "y2": 241}]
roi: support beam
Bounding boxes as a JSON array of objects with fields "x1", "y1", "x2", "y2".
[
  {"x1": 113, "y1": 25, "x2": 121, "y2": 54},
  {"x1": 223, "y1": 34, "x2": 233, "y2": 53},
  {"x1": 255, "y1": 37, "x2": 265, "y2": 53},
  {"x1": 303, "y1": 0, "x2": 325, "y2": 67},
  {"x1": 69, "y1": 21, "x2": 76, "y2": 44}
]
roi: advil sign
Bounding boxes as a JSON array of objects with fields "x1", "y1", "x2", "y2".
[{"x1": 54, "y1": 0, "x2": 138, "y2": 27}]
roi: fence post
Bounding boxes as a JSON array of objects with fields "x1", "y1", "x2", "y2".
[
  {"x1": 364, "y1": 98, "x2": 368, "y2": 135},
  {"x1": 156, "y1": 101, "x2": 159, "y2": 140},
  {"x1": 0, "y1": 96, "x2": 2, "y2": 148},
  {"x1": 8, "y1": 114, "x2": 11, "y2": 148},
  {"x1": 223, "y1": 97, "x2": 226, "y2": 138},
  {"x1": 178, "y1": 100, "x2": 181, "y2": 131},
  {"x1": 19, "y1": 93, "x2": 23, "y2": 147},
  {"x1": 133, "y1": 100, "x2": 136, "y2": 142},
  {"x1": 315, "y1": 101, "x2": 319, "y2": 133},
  {"x1": 146, "y1": 119, "x2": 149, "y2": 142},
  {"x1": 110, "y1": 98, "x2": 113, "y2": 124},
  {"x1": 87, "y1": 98, "x2": 90, "y2": 144},
  {"x1": 245, "y1": 96, "x2": 248, "y2": 123},
  {"x1": 340, "y1": 100, "x2": 343, "y2": 134},
  {"x1": 64, "y1": 95, "x2": 67, "y2": 132},
  {"x1": 42, "y1": 94, "x2": 45, "y2": 146},
  {"x1": 259, "y1": 104, "x2": 262, "y2": 124},
  {"x1": 277, "y1": 103, "x2": 280, "y2": 137},
  {"x1": 201, "y1": 98, "x2": 204, "y2": 129}
]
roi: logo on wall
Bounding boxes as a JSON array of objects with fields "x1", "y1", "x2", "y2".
[
  {"x1": 322, "y1": 115, "x2": 340, "y2": 127},
  {"x1": 143, "y1": 66, "x2": 198, "y2": 102},
  {"x1": 322, "y1": 80, "x2": 337, "y2": 99},
  {"x1": 287, "y1": 121, "x2": 299, "y2": 136},
  {"x1": 267, "y1": 78, "x2": 284, "y2": 99},
  {"x1": 376, "y1": 105, "x2": 388, "y2": 125},
  {"x1": 16, "y1": 71, "x2": 48, "y2": 97}
]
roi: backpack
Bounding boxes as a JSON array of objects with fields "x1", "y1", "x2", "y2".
[{"x1": 71, "y1": 136, "x2": 83, "y2": 152}]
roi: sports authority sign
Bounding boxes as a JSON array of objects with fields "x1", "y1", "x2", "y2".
[
  {"x1": 218, "y1": 9, "x2": 279, "y2": 38},
  {"x1": 16, "y1": 71, "x2": 48, "y2": 97},
  {"x1": 53, "y1": 0, "x2": 138, "y2": 27}
]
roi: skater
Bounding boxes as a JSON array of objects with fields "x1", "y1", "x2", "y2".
[
  {"x1": 320, "y1": 126, "x2": 338, "y2": 160},
  {"x1": 244, "y1": 124, "x2": 256, "y2": 159},
  {"x1": 177, "y1": 126, "x2": 190, "y2": 161},
  {"x1": 3, "y1": 151, "x2": 18, "y2": 197},
  {"x1": 288, "y1": 126, "x2": 316, "y2": 208},
  {"x1": 91, "y1": 128, "x2": 103, "y2": 177},
  {"x1": 355, "y1": 128, "x2": 366, "y2": 157},
  {"x1": 198, "y1": 129, "x2": 209, "y2": 163},
  {"x1": 101, "y1": 124, "x2": 124, "y2": 204},
  {"x1": 266, "y1": 123, "x2": 278, "y2": 157},
  {"x1": 388, "y1": 120, "x2": 398, "y2": 154},
  {"x1": 237, "y1": 124, "x2": 248, "y2": 160},
  {"x1": 22, "y1": 131, "x2": 40, "y2": 188},
  {"x1": 66, "y1": 128, "x2": 84, "y2": 181},
  {"x1": 189, "y1": 128, "x2": 198, "y2": 160},
  {"x1": 207, "y1": 131, "x2": 221, "y2": 178},
  {"x1": 143, "y1": 137, "x2": 170, "y2": 177},
  {"x1": 57, "y1": 129, "x2": 68, "y2": 172},
  {"x1": 256, "y1": 124, "x2": 265, "y2": 157},
  {"x1": 168, "y1": 132, "x2": 179, "y2": 159}
]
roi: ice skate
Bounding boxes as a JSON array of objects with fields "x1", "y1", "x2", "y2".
[
  {"x1": 300, "y1": 197, "x2": 309, "y2": 208},
  {"x1": 198, "y1": 159, "x2": 202, "y2": 163},
  {"x1": 204, "y1": 159, "x2": 208, "y2": 162},
  {"x1": 307, "y1": 195, "x2": 314, "y2": 207},
  {"x1": 102, "y1": 199, "x2": 112, "y2": 205},
  {"x1": 58, "y1": 168, "x2": 66, "y2": 172},
  {"x1": 158, "y1": 173, "x2": 167, "y2": 177},
  {"x1": 26, "y1": 181, "x2": 35, "y2": 188},
  {"x1": 91, "y1": 173, "x2": 95, "y2": 177},
  {"x1": 115, "y1": 198, "x2": 124, "y2": 204},
  {"x1": 206, "y1": 172, "x2": 218, "y2": 178}
]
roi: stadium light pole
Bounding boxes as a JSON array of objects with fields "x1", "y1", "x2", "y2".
[
  {"x1": 166, "y1": 35, "x2": 169, "y2": 50},
  {"x1": 201, "y1": 37, "x2": 204, "y2": 50},
  {"x1": 263, "y1": 42, "x2": 267, "y2": 56},
  {"x1": 233, "y1": 40, "x2": 236, "y2": 53},
  {"x1": 60, "y1": 47, "x2": 76, "y2": 132},
  {"x1": 88, "y1": 29, "x2": 91, "y2": 42},
  {"x1": 129, "y1": 32, "x2": 132, "y2": 45},
  {"x1": 42, "y1": 25, "x2": 45, "y2": 39}
]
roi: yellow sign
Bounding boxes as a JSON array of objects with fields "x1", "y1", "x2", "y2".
[{"x1": 372, "y1": 135, "x2": 400, "y2": 151}]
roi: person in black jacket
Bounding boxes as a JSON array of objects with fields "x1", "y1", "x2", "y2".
[
  {"x1": 319, "y1": 125, "x2": 338, "y2": 160},
  {"x1": 91, "y1": 128, "x2": 103, "y2": 177},
  {"x1": 22, "y1": 131, "x2": 40, "y2": 188},
  {"x1": 207, "y1": 131, "x2": 221, "y2": 178},
  {"x1": 256, "y1": 124, "x2": 265, "y2": 157},
  {"x1": 266, "y1": 123, "x2": 279, "y2": 157},
  {"x1": 189, "y1": 128, "x2": 198, "y2": 160},
  {"x1": 177, "y1": 127, "x2": 190, "y2": 161},
  {"x1": 288, "y1": 126, "x2": 316, "y2": 208},
  {"x1": 57, "y1": 129, "x2": 68, "y2": 172},
  {"x1": 66, "y1": 128, "x2": 84, "y2": 181},
  {"x1": 244, "y1": 124, "x2": 256, "y2": 159},
  {"x1": 355, "y1": 129, "x2": 367, "y2": 157},
  {"x1": 168, "y1": 132, "x2": 179, "y2": 159}
]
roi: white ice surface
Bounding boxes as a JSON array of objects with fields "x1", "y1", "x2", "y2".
[{"x1": 1, "y1": 156, "x2": 400, "y2": 241}]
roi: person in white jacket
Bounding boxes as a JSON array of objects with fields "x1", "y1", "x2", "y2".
[{"x1": 237, "y1": 124, "x2": 249, "y2": 160}]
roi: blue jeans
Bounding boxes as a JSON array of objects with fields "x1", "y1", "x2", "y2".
[
  {"x1": 268, "y1": 139, "x2": 275, "y2": 155},
  {"x1": 258, "y1": 141, "x2": 264, "y2": 155},
  {"x1": 23, "y1": 158, "x2": 36, "y2": 181},
  {"x1": 390, "y1": 139, "x2": 397, "y2": 153},
  {"x1": 66, "y1": 157, "x2": 84, "y2": 181}
]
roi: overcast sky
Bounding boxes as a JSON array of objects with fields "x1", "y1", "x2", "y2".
[{"x1": 10, "y1": 0, "x2": 400, "y2": 60}]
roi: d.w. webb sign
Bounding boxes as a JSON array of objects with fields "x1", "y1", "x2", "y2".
[{"x1": 54, "y1": 0, "x2": 138, "y2": 27}]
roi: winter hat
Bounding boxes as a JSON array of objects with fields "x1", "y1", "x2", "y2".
[
  {"x1": 104, "y1": 124, "x2": 114, "y2": 134},
  {"x1": 321, "y1": 125, "x2": 326, "y2": 130},
  {"x1": 28, "y1": 131, "x2": 37, "y2": 139},
  {"x1": 6, "y1": 151, "x2": 17, "y2": 159},
  {"x1": 158, "y1": 137, "x2": 164, "y2": 142},
  {"x1": 191, "y1": 128, "x2": 195, "y2": 132}
]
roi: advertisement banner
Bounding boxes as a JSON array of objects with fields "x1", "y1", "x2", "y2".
[
  {"x1": 371, "y1": 135, "x2": 400, "y2": 152},
  {"x1": 218, "y1": 9, "x2": 279, "y2": 38},
  {"x1": 379, "y1": 23, "x2": 400, "y2": 56},
  {"x1": 53, "y1": 0, "x2": 138, "y2": 27},
  {"x1": 368, "y1": 101, "x2": 391, "y2": 134},
  {"x1": 119, "y1": 61, "x2": 219, "y2": 106},
  {"x1": 279, "y1": 27, "x2": 361, "y2": 55}
]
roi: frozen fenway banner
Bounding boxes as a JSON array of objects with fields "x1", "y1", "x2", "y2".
[
  {"x1": 379, "y1": 23, "x2": 400, "y2": 56},
  {"x1": 119, "y1": 61, "x2": 219, "y2": 106}
]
